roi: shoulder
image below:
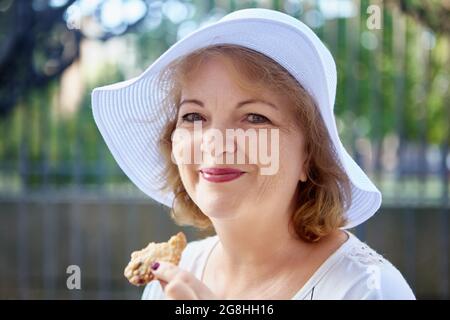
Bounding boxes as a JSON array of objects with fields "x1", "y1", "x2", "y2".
[
  {"x1": 318, "y1": 232, "x2": 415, "y2": 300},
  {"x1": 141, "y1": 234, "x2": 218, "y2": 300},
  {"x1": 178, "y1": 234, "x2": 218, "y2": 270}
]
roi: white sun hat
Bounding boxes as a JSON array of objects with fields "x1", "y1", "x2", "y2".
[{"x1": 91, "y1": 8, "x2": 382, "y2": 229}]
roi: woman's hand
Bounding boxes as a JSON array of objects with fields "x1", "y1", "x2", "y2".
[{"x1": 150, "y1": 261, "x2": 219, "y2": 300}]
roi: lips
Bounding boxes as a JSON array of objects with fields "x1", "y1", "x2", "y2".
[{"x1": 199, "y1": 167, "x2": 245, "y2": 183}]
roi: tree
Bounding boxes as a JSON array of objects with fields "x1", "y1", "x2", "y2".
[
  {"x1": 389, "y1": 0, "x2": 450, "y2": 34},
  {"x1": 0, "y1": 0, "x2": 148, "y2": 117}
]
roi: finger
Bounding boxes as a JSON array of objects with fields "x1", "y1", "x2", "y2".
[
  {"x1": 158, "y1": 279, "x2": 168, "y2": 291},
  {"x1": 151, "y1": 261, "x2": 216, "y2": 299},
  {"x1": 150, "y1": 261, "x2": 182, "y2": 284},
  {"x1": 164, "y1": 279, "x2": 198, "y2": 300}
]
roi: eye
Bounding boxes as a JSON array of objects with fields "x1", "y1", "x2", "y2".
[
  {"x1": 181, "y1": 112, "x2": 205, "y2": 123},
  {"x1": 246, "y1": 113, "x2": 270, "y2": 124}
]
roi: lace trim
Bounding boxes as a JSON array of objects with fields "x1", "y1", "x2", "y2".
[{"x1": 346, "y1": 242, "x2": 387, "y2": 266}]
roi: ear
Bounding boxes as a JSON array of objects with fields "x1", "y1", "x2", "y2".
[
  {"x1": 299, "y1": 172, "x2": 307, "y2": 182},
  {"x1": 299, "y1": 160, "x2": 308, "y2": 182}
]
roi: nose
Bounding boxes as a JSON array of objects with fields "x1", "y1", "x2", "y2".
[{"x1": 200, "y1": 126, "x2": 237, "y2": 159}]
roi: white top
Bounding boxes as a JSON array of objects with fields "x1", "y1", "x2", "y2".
[{"x1": 142, "y1": 231, "x2": 415, "y2": 300}]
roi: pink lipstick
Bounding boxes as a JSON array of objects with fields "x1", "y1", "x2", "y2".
[{"x1": 199, "y1": 167, "x2": 245, "y2": 183}]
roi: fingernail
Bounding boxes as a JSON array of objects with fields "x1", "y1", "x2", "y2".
[{"x1": 151, "y1": 261, "x2": 160, "y2": 271}]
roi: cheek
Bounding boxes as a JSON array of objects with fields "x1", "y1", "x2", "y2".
[
  {"x1": 253, "y1": 129, "x2": 302, "y2": 178},
  {"x1": 280, "y1": 136, "x2": 300, "y2": 159},
  {"x1": 172, "y1": 129, "x2": 200, "y2": 165},
  {"x1": 171, "y1": 131, "x2": 200, "y2": 191},
  {"x1": 241, "y1": 128, "x2": 280, "y2": 175},
  {"x1": 278, "y1": 134, "x2": 305, "y2": 177},
  {"x1": 176, "y1": 163, "x2": 199, "y2": 194}
]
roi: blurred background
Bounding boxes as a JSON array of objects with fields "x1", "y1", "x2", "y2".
[{"x1": 0, "y1": 0, "x2": 449, "y2": 299}]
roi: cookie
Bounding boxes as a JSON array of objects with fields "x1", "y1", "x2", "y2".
[{"x1": 124, "y1": 232, "x2": 187, "y2": 286}]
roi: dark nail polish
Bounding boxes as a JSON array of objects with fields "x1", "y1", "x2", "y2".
[{"x1": 151, "y1": 262, "x2": 160, "y2": 270}]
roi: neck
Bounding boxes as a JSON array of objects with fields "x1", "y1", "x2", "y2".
[{"x1": 209, "y1": 198, "x2": 312, "y2": 278}]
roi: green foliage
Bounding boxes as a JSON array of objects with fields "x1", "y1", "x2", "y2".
[{"x1": 0, "y1": 0, "x2": 448, "y2": 190}]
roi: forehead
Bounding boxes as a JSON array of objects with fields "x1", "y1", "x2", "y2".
[
  {"x1": 179, "y1": 56, "x2": 284, "y2": 103},
  {"x1": 181, "y1": 56, "x2": 245, "y2": 88}
]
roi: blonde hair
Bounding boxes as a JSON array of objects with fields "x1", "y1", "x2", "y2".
[{"x1": 156, "y1": 44, "x2": 351, "y2": 242}]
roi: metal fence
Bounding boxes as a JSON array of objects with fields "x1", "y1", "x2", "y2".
[{"x1": 0, "y1": 0, "x2": 449, "y2": 299}]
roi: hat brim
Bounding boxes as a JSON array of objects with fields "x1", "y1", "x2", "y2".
[{"x1": 92, "y1": 9, "x2": 382, "y2": 229}]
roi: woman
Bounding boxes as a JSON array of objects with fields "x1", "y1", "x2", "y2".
[{"x1": 92, "y1": 8, "x2": 415, "y2": 299}]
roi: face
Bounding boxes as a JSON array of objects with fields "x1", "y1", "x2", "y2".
[{"x1": 172, "y1": 56, "x2": 308, "y2": 223}]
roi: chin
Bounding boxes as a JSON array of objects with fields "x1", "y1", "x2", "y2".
[{"x1": 196, "y1": 198, "x2": 240, "y2": 219}]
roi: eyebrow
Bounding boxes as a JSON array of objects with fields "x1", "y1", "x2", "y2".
[{"x1": 178, "y1": 98, "x2": 279, "y2": 110}]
